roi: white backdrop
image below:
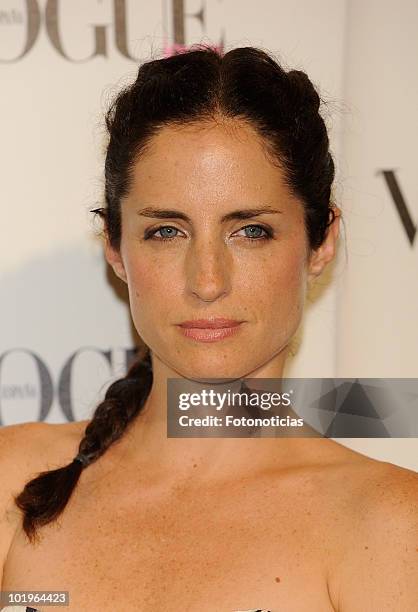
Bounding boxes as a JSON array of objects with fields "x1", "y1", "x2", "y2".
[{"x1": 0, "y1": 0, "x2": 416, "y2": 470}]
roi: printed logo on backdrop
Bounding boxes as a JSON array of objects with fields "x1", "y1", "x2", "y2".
[
  {"x1": 0, "y1": 346, "x2": 139, "y2": 425},
  {"x1": 380, "y1": 170, "x2": 417, "y2": 246},
  {"x1": 0, "y1": 0, "x2": 224, "y2": 62}
]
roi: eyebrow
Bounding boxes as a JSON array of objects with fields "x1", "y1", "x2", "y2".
[{"x1": 136, "y1": 206, "x2": 283, "y2": 223}]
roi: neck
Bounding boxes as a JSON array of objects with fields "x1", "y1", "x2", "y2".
[{"x1": 118, "y1": 348, "x2": 320, "y2": 487}]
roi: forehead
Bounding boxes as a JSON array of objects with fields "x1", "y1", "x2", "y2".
[{"x1": 126, "y1": 119, "x2": 299, "y2": 212}]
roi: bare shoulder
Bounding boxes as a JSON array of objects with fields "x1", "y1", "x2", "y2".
[
  {"x1": 348, "y1": 454, "x2": 418, "y2": 526},
  {"x1": 0, "y1": 419, "x2": 90, "y2": 473},
  {"x1": 330, "y1": 441, "x2": 418, "y2": 511},
  {"x1": 0, "y1": 419, "x2": 89, "y2": 581},
  {"x1": 329, "y1": 451, "x2": 418, "y2": 612}
]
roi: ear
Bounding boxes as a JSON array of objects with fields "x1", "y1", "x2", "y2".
[
  {"x1": 307, "y1": 206, "x2": 341, "y2": 281},
  {"x1": 104, "y1": 233, "x2": 128, "y2": 284}
]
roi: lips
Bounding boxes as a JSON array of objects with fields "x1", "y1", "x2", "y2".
[
  {"x1": 178, "y1": 318, "x2": 243, "y2": 329},
  {"x1": 176, "y1": 317, "x2": 245, "y2": 343}
]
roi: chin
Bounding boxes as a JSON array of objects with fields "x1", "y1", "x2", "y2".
[{"x1": 171, "y1": 357, "x2": 255, "y2": 383}]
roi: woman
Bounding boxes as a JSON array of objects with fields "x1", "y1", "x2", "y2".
[{"x1": 1, "y1": 45, "x2": 417, "y2": 612}]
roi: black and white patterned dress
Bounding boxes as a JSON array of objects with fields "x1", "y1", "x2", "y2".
[{"x1": 2, "y1": 607, "x2": 41, "y2": 612}]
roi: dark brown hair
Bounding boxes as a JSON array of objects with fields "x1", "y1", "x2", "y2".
[{"x1": 15, "y1": 44, "x2": 337, "y2": 542}]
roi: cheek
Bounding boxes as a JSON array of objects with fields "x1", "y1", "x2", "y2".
[
  {"x1": 245, "y1": 246, "x2": 307, "y2": 323},
  {"x1": 125, "y1": 254, "x2": 179, "y2": 314},
  {"x1": 126, "y1": 260, "x2": 152, "y2": 302}
]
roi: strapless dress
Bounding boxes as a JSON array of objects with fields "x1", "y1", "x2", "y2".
[{"x1": 2, "y1": 607, "x2": 41, "y2": 611}]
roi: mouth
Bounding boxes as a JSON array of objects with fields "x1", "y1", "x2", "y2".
[{"x1": 176, "y1": 318, "x2": 245, "y2": 343}]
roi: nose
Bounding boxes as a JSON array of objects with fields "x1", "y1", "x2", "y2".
[{"x1": 185, "y1": 237, "x2": 232, "y2": 302}]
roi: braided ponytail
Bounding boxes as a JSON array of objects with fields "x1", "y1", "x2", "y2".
[{"x1": 15, "y1": 348, "x2": 153, "y2": 543}]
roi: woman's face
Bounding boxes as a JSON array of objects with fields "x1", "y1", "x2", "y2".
[{"x1": 105, "y1": 119, "x2": 337, "y2": 379}]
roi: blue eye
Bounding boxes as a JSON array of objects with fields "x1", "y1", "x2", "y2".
[
  {"x1": 239, "y1": 224, "x2": 272, "y2": 240},
  {"x1": 143, "y1": 223, "x2": 273, "y2": 242},
  {"x1": 156, "y1": 226, "x2": 178, "y2": 240},
  {"x1": 144, "y1": 226, "x2": 181, "y2": 241}
]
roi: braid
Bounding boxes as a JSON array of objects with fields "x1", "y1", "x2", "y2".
[
  {"x1": 74, "y1": 348, "x2": 152, "y2": 467},
  {"x1": 15, "y1": 347, "x2": 153, "y2": 543},
  {"x1": 287, "y1": 69, "x2": 321, "y2": 115},
  {"x1": 282, "y1": 69, "x2": 335, "y2": 250}
]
